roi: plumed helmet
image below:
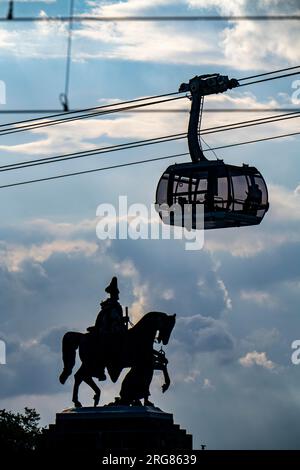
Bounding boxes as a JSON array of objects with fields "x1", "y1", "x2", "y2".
[{"x1": 105, "y1": 276, "x2": 119, "y2": 295}]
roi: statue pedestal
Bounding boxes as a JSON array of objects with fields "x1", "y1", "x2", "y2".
[{"x1": 43, "y1": 405, "x2": 193, "y2": 456}]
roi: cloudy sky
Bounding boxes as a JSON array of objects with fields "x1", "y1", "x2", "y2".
[{"x1": 0, "y1": 0, "x2": 300, "y2": 450}]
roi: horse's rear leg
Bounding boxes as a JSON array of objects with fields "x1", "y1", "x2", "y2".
[
  {"x1": 60, "y1": 332, "x2": 82, "y2": 384},
  {"x1": 83, "y1": 376, "x2": 101, "y2": 407},
  {"x1": 72, "y1": 368, "x2": 84, "y2": 408}
]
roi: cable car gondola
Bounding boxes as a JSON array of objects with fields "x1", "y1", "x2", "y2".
[{"x1": 155, "y1": 74, "x2": 269, "y2": 230}]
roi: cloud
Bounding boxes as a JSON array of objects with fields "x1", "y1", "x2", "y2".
[
  {"x1": 0, "y1": 325, "x2": 122, "y2": 406},
  {"x1": 217, "y1": 278, "x2": 232, "y2": 310},
  {"x1": 188, "y1": 0, "x2": 248, "y2": 14},
  {"x1": 240, "y1": 289, "x2": 276, "y2": 307},
  {"x1": 160, "y1": 288, "x2": 175, "y2": 300},
  {"x1": 244, "y1": 328, "x2": 280, "y2": 350},
  {"x1": 268, "y1": 184, "x2": 300, "y2": 223},
  {"x1": 204, "y1": 182, "x2": 300, "y2": 259},
  {"x1": 0, "y1": 10, "x2": 68, "y2": 59},
  {"x1": 76, "y1": 20, "x2": 219, "y2": 65},
  {"x1": 1, "y1": 1, "x2": 300, "y2": 450},
  {"x1": 174, "y1": 314, "x2": 235, "y2": 354},
  {"x1": 40, "y1": 326, "x2": 70, "y2": 354},
  {"x1": 218, "y1": 240, "x2": 300, "y2": 294},
  {"x1": 188, "y1": 0, "x2": 300, "y2": 69},
  {"x1": 94, "y1": 0, "x2": 179, "y2": 15},
  {"x1": 183, "y1": 369, "x2": 201, "y2": 383},
  {"x1": 239, "y1": 350, "x2": 276, "y2": 369},
  {"x1": 0, "y1": 330, "x2": 62, "y2": 399},
  {"x1": 202, "y1": 377, "x2": 215, "y2": 390},
  {"x1": 0, "y1": 2, "x2": 219, "y2": 65},
  {"x1": 1, "y1": 213, "x2": 300, "y2": 448},
  {"x1": 1, "y1": 89, "x2": 298, "y2": 165},
  {"x1": 0, "y1": 239, "x2": 98, "y2": 272},
  {"x1": 221, "y1": 20, "x2": 300, "y2": 71},
  {"x1": 0, "y1": 100, "x2": 188, "y2": 156},
  {"x1": 0, "y1": 0, "x2": 298, "y2": 71},
  {"x1": 76, "y1": 0, "x2": 300, "y2": 70}
]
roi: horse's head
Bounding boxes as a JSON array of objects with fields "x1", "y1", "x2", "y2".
[{"x1": 157, "y1": 313, "x2": 176, "y2": 345}]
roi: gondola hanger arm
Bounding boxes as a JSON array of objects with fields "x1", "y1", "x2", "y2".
[{"x1": 179, "y1": 74, "x2": 239, "y2": 163}]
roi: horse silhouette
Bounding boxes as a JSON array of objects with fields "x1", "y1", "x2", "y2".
[{"x1": 59, "y1": 311, "x2": 176, "y2": 407}]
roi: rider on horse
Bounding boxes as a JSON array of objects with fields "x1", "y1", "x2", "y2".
[
  {"x1": 94, "y1": 277, "x2": 125, "y2": 334},
  {"x1": 88, "y1": 277, "x2": 126, "y2": 380}
]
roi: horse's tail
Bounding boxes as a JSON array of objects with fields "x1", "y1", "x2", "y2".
[{"x1": 59, "y1": 331, "x2": 83, "y2": 384}]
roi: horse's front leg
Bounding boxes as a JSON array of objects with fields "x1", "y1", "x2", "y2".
[
  {"x1": 83, "y1": 376, "x2": 101, "y2": 406},
  {"x1": 72, "y1": 368, "x2": 84, "y2": 408},
  {"x1": 161, "y1": 363, "x2": 170, "y2": 393}
]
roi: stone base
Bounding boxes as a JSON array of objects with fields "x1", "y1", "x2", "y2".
[{"x1": 43, "y1": 405, "x2": 193, "y2": 455}]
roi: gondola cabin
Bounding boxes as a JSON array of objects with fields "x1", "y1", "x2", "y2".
[
  {"x1": 155, "y1": 73, "x2": 269, "y2": 231},
  {"x1": 156, "y1": 160, "x2": 269, "y2": 230}
]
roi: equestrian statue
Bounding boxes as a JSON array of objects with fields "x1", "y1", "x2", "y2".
[{"x1": 59, "y1": 277, "x2": 176, "y2": 408}]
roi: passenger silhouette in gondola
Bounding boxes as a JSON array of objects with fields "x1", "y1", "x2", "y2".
[
  {"x1": 87, "y1": 277, "x2": 126, "y2": 380},
  {"x1": 204, "y1": 191, "x2": 215, "y2": 212},
  {"x1": 244, "y1": 183, "x2": 262, "y2": 215}
]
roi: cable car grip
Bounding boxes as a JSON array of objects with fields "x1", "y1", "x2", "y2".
[{"x1": 179, "y1": 74, "x2": 239, "y2": 163}]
